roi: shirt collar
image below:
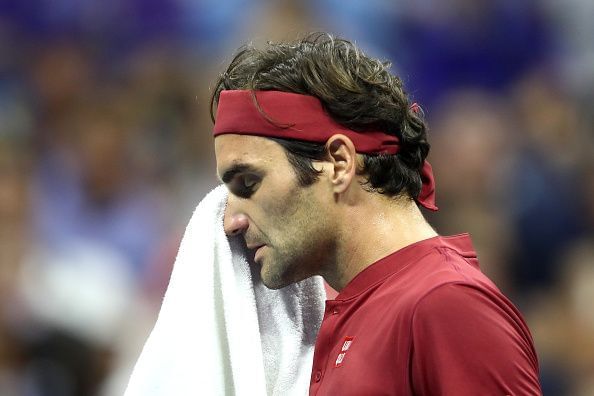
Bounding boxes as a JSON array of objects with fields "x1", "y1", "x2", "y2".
[{"x1": 335, "y1": 233, "x2": 477, "y2": 301}]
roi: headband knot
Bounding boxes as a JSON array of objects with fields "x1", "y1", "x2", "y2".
[{"x1": 410, "y1": 102, "x2": 422, "y2": 114}]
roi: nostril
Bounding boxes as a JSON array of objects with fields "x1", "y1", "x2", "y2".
[{"x1": 229, "y1": 228, "x2": 242, "y2": 236}]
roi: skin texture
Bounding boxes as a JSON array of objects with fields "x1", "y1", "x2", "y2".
[
  {"x1": 215, "y1": 134, "x2": 437, "y2": 291},
  {"x1": 215, "y1": 134, "x2": 338, "y2": 289}
]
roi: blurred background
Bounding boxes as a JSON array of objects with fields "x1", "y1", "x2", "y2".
[{"x1": 0, "y1": 0, "x2": 593, "y2": 394}]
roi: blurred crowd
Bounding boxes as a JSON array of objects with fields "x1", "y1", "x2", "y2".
[{"x1": 0, "y1": 0, "x2": 593, "y2": 395}]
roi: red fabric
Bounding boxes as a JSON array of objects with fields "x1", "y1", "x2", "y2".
[
  {"x1": 309, "y1": 234, "x2": 541, "y2": 395},
  {"x1": 214, "y1": 90, "x2": 399, "y2": 154},
  {"x1": 213, "y1": 90, "x2": 437, "y2": 211}
]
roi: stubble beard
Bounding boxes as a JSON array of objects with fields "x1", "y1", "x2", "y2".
[
  {"x1": 260, "y1": 251, "x2": 298, "y2": 289},
  {"x1": 259, "y1": 181, "x2": 336, "y2": 289},
  {"x1": 260, "y1": 226, "x2": 336, "y2": 290}
]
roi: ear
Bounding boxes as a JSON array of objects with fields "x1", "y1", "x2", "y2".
[{"x1": 325, "y1": 134, "x2": 357, "y2": 194}]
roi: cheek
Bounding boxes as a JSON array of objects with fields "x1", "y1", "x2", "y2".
[
  {"x1": 254, "y1": 172, "x2": 328, "y2": 241},
  {"x1": 279, "y1": 192, "x2": 324, "y2": 239},
  {"x1": 259, "y1": 179, "x2": 303, "y2": 219}
]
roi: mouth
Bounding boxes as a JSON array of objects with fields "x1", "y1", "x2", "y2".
[
  {"x1": 246, "y1": 243, "x2": 265, "y2": 251},
  {"x1": 247, "y1": 244, "x2": 266, "y2": 263}
]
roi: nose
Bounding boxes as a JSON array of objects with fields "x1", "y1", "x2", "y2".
[{"x1": 223, "y1": 195, "x2": 249, "y2": 236}]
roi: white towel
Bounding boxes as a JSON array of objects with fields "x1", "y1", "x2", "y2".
[{"x1": 124, "y1": 185, "x2": 326, "y2": 396}]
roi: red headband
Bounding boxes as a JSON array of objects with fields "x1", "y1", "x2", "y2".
[{"x1": 213, "y1": 90, "x2": 437, "y2": 211}]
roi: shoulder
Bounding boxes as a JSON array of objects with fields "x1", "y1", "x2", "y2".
[
  {"x1": 378, "y1": 244, "x2": 498, "y2": 308},
  {"x1": 413, "y1": 282, "x2": 502, "y2": 318},
  {"x1": 411, "y1": 282, "x2": 530, "y2": 339},
  {"x1": 409, "y1": 282, "x2": 541, "y2": 395}
]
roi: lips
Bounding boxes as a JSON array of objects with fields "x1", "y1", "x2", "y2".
[
  {"x1": 246, "y1": 243, "x2": 265, "y2": 250},
  {"x1": 253, "y1": 245, "x2": 266, "y2": 263},
  {"x1": 245, "y1": 239, "x2": 266, "y2": 263}
]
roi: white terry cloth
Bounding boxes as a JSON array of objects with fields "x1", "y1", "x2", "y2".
[{"x1": 124, "y1": 185, "x2": 326, "y2": 396}]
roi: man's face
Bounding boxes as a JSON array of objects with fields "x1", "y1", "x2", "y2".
[{"x1": 215, "y1": 134, "x2": 336, "y2": 289}]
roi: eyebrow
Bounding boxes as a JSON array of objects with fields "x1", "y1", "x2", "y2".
[{"x1": 219, "y1": 163, "x2": 262, "y2": 184}]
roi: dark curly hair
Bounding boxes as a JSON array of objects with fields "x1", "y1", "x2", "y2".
[{"x1": 210, "y1": 32, "x2": 430, "y2": 200}]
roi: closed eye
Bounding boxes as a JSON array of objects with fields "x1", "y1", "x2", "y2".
[
  {"x1": 229, "y1": 174, "x2": 260, "y2": 198},
  {"x1": 219, "y1": 163, "x2": 264, "y2": 198}
]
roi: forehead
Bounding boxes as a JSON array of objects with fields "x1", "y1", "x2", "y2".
[{"x1": 214, "y1": 134, "x2": 288, "y2": 175}]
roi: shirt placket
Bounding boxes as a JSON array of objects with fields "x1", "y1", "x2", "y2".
[{"x1": 309, "y1": 299, "x2": 343, "y2": 395}]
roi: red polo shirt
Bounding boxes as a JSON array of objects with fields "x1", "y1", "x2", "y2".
[{"x1": 309, "y1": 234, "x2": 541, "y2": 395}]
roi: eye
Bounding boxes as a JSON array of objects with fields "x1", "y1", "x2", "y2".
[
  {"x1": 231, "y1": 174, "x2": 260, "y2": 198},
  {"x1": 243, "y1": 174, "x2": 259, "y2": 188}
]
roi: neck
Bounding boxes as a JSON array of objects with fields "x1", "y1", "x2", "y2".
[{"x1": 322, "y1": 194, "x2": 438, "y2": 292}]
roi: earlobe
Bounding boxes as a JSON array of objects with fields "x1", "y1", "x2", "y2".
[{"x1": 326, "y1": 134, "x2": 357, "y2": 194}]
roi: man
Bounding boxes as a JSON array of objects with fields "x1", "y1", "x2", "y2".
[{"x1": 211, "y1": 33, "x2": 541, "y2": 395}]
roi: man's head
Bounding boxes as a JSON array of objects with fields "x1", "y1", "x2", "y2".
[
  {"x1": 211, "y1": 33, "x2": 430, "y2": 198},
  {"x1": 211, "y1": 33, "x2": 433, "y2": 289}
]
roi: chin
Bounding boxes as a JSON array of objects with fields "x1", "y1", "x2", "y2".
[
  {"x1": 261, "y1": 280, "x2": 287, "y2": 290},
  {"x1": 260, "y1": 270, "x2": 291, "y2": 290},
  {"x1": 259, "y1": 262, "x2": 292, "y2": 290},
  {"x1": 260, "y1": 266, "x2": 311, "y2": 290}
]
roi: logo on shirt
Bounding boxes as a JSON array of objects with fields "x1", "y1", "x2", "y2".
[{"x1": 335, "y1": 336, "x2": 355, "y2": 368}]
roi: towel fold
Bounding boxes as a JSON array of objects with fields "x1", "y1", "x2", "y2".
[{"x1": 125, "y1": 185, "x2": 326, "y2": 396}]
